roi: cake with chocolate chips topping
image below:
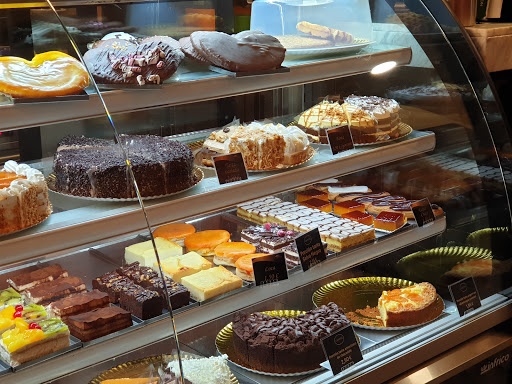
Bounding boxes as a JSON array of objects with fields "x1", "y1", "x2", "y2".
[
  {"x1": 53, "y1": 134, "x2": 195, "y2": 198},
  {"x1": 232, "y1": 303, "x2": 350, "y2": 373}
]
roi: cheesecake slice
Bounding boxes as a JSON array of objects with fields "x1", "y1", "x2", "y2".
[
  {"x1": 154, "y1": 251, "x2": 212, "y2": 283},
  {"x1": 180, "y1": 266, "x2": 243, "y2": 302},
  {"x1": 378, "y1": 282, "x2": 438, "y2": 327},
  {"x1": 125, "y1": 237, "x2": 182, "y2": 267}
]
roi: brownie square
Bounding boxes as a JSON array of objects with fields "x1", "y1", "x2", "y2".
[
  {"x1": 142, "y1": 277, "x2": 190, "y2": 310},
  {"x1": 119, "y1": 284, "x2": 163, "y2": 320},
  {"x1": 92, "y1": 271, "x2": 123, "y2": 292},
  {"x1": 117, "y1": 262, "x2": 158, "y2": 285}
]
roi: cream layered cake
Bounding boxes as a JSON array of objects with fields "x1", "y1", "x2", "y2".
[
  {"x1": 0, "y1": 161, "x2": 52, "y2": 235},
  {"x1": 201, "y1": 122, "x2": 310, "y2": 170},
  {"x1": 343, "y1": 95, "x2": 401, "y2": 143},
  {"x1": 297, "y1": 95, "x2": 402, "y2": 144}
]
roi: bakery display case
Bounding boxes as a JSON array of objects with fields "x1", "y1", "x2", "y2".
[{"x1": 0, "y1": 0, "x2": 511, "y2": 383}]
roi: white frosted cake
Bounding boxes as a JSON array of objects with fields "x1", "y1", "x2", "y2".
[{"x1": 0, "y1": 161, "x2": 52, "y2": 234}]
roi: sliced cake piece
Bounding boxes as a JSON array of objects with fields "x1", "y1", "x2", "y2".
[
  {"x1": 125, "y1": 237, "x2": 182, "y2": 267},
  {"x1": 48, "y1": 290, "x2": 109, "y2": 320},
  {"x1": 0, "y1": 318, "x2": 70, "y2": 367},
  {"x1": 8, "y1": 264, "x2": 68, "y2": 291},
  {"x1": 154, "y1": 251, "x2": 212, "y2": 283},
  {"x1": 23, "y1": 276, "x2": 87, "y2": 305},
  {"x1": 378, "y1": 282, "x2": 439, "y2": 327},
  {"x1": 180, "y1": 266, "x2": 243, "y2": 302},
  {"x1": 67, "y1": 306, "x2": 132, "y2": 341},
  {"x1": 0, "y1": 288, "x2": 22, "y2": 310},
  {"x1": 119, "y1": 284, "x2": 163, "y2": 320}
]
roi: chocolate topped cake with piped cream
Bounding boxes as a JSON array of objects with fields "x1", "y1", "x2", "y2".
[{"x1": 53, "y1": 134, "x2": 195, "y2": 198}]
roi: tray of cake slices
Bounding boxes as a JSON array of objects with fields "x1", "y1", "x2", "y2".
[{"x1": 0, "y1": 265, "x2": 86, "y2": 369}]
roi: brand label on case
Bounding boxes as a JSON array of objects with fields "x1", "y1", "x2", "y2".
[
  {"x1": 327, "y1": 125, "x2": 354, "y2": 155},
  {"x1": 213, "y1": 153, "x2": 248, "y2": 185},
  {"x1": 411, "y1": 198, "x2": 435, "y2": 227},
  {"x1": 295, "y1": 228, "x2": 326, "y2": 272},
  {"x1": 252, "y1": 252, "x2": 289, "y2": 286},
  {"x1": 321, "y1": 324, "x2": 362, "y2": 375},
  {"x1": 448, "y1": 276, "x2": 482, "y2": 316}
]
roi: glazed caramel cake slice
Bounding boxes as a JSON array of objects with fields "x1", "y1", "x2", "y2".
[{"x1": 378, "y1": 282, "x2": 438, "y2": 327}]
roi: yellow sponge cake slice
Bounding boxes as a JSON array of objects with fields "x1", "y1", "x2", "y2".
[
  {"x1": 154, "y1": 251, "x2": 212, "y2": 283},
  {"x1": 125, "y1": 237, "x2": 182, "y2": 267},
  {"x1": 180, "y1": 266, "x2": 243, "y2": 302}
]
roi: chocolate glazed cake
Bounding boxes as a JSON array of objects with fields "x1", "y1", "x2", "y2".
[
  {"x1": 83, "y1": 36, "x2": 184, "y2": 85},
  {"x1": 232, "y1": 303, "x2": 350, "y2": 373},
  {"x1": 53, "y1": 134, "x2": 195, "y2": 198}
]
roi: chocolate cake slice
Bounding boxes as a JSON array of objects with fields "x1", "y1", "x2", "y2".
[
  {"x1": 119, "y1": 284, "x2": 163, "y2": 320},
  {"x1": 142, "y1": 276, "x2": 190, "y2": 310},
  {"x1": 23, "y1": 276, "x2": 87, "y2": 305},
  {"x1": 67, "y1": 306, "x2": 132, "y2": 341},
  {"x1": 117, "y1": 262, "x2": 158, "y2": 284},
  {"x1": 92, "y1": 271, "x2": 135, "y2": 303},
  {"x1": 49, "y1": 289, "x2": 109, "y2": 320},
  {"x1": 8, "y1": 264, "x2": 68, "y2": 291}
]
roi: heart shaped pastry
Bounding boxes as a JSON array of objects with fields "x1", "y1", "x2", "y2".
[
  {"x1": 0, "y1": 51, "x2": 89, "y2": 98},
  {"x1": 183, "y1": 30, "x2": 286, "y2": 72},
  {"x1": 83, "y1": 36, "x2": 184, "y2": 85}
]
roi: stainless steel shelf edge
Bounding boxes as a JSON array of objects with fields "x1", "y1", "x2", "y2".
[
  {"x1": 0, "y1": 218, "x2": 445, "y2": 384},
  {"x1": 0, "y1": 46, "x2": 411, "y2": 132},
  {"x1": 0, "y1": 130, "x2": 435, "y2": 265}
]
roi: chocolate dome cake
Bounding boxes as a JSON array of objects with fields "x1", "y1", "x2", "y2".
[{"x1": 53, "y1": 134, "x2": 195, "y2": 198}]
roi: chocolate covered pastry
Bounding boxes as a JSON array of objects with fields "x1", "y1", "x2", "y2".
[
  {"x1": 83, "y1": 36, "x2": 184, "y2": 85},
  {"x1": 185, "y1": 30, "x2": 285, "y2": 72}
]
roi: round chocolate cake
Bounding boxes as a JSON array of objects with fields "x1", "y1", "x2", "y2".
[
  {"x1": 53, "y1": 134, "x2": 195, "y2": 198},
  {"x1": 232, "y1": 303, "x2": 350, "y2": 374}
]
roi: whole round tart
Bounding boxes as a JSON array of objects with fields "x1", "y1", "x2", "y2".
[
  {"x1": 53, "y1": 134, "x2": 195, "y2": 198},
  {"x1": 0, "y1": 161, "x2": 52, "y2": 235}
]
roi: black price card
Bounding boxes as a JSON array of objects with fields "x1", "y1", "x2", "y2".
[
  {"x1": 448, "y1": 276, "x2": 482, "y2": 316},
  {"x1": 411, "y1": 198, "x2": 435, "y2": 227},
  {"x1": 213, "y1": 153, "x2": 248, "y2": 185},
  {"x1": 327, "y1": 125, "x2": 354, "y2": 155},
  {"x1": 252, "y1": 252, "x2": 289, "y2": 286},
  {"x1": 321, "y1": 325, "x2": 362, "y2": 375},
  {"x1": 295, "y1": 228, "x2": 327, "y2": 272}
]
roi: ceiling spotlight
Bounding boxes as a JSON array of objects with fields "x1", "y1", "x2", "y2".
[{"x1": 371, "y1": 61, "x2": 397, "y2": 75}]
